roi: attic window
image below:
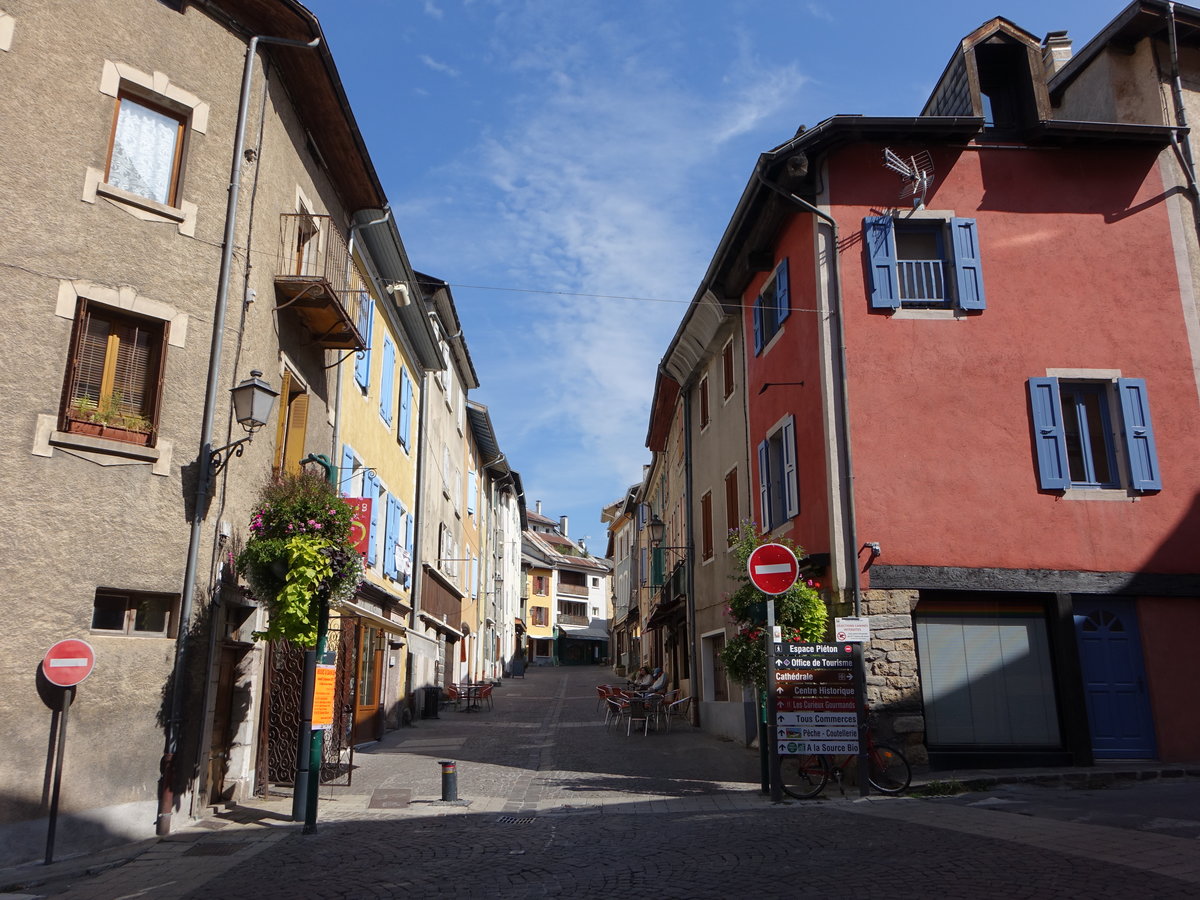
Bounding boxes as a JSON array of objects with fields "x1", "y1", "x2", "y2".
[{"x1": 976, "y1": 40, "x2": 1036, "y2": 131}]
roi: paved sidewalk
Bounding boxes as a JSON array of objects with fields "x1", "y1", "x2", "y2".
[{"x1": 3, "y1": 665, "x2": 1198, "y2": 899}]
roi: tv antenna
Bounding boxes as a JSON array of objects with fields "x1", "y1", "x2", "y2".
[{"x1": 883, "y1": 148, "x2": 934, "y2": 207}]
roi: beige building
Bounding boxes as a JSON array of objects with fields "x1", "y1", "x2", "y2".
[{"x1": 0, "y1": 0, "x2": 400, "y2": 863}]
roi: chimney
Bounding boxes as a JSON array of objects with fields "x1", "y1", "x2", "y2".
[
  {"x1": 1041, "y1": 31, "x2": 1072, "y2": 78},
  {"x1": 560, "y1": 515, "x2": 568, "y2": 537},
  {"x1": 535, "y1": 500, "x2": 542, "y2": 515}
]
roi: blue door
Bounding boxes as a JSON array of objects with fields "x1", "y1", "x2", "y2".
[{"x1": 1072, "y1": 599, "x2": 1157, "y2": 759}]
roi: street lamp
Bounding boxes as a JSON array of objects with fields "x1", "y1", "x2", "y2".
[{"x1": 210, "y1": 370, "x2": 279, "y2": 475}]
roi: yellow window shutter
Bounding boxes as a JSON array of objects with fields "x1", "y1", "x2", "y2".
[
  {"x1": 272, "y1": 370, "x2": 292, "y2": 478},
  {"x1": 283, "y1": 392, "x2": 309, "y2": 475}
]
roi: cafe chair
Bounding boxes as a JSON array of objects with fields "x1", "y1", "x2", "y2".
[
  {"x1": 664, "y1": 696, "x2": 693, "y2": 734},
  {"x1": 625, "y1": 697, "x2": 654, "y2": 736}
]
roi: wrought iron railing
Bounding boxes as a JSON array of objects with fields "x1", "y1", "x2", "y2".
[
  {"x1": 276, "y1": 213, "x2": 365, "y2": 336},
  {"x1": 898, "y1": 258, "x2": 947, "y2": 303}
]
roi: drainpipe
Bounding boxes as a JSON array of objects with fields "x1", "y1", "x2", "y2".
[
  {"x1": 754, "y1": 170, "x2": 863, "y2": 616},
  {"x1": 158, "y1": 31, "x2": 320, "y2": 838},
  {"x1": 680, "y1": 381, "x2": 698, "y2": 725}
]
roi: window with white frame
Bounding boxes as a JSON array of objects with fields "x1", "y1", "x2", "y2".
[
  {"x1": 757, "y1": 415, "x2": 798, "y2": 531},
  {"x1": 1028, "y1": 376, "x2": 1160, "y2": 492},
  {"x1": 106, "y1": 92, "x2": 186, "y2": 206},
  {"x1": 864, "y1": 215, "x2": 984, "y2": 311},
  {"x1": 752, "y1": 259, "x2": 789, "y2": 354}
]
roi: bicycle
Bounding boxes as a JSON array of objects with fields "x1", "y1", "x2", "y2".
[{"x1": 780, "y1": 725, "x2": 911, "y2": 799}]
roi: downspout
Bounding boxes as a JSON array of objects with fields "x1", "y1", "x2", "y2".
[
  {"x1": 680, "y1": 381, "x2": 698, "y2": 724},
  {"x1": 160, "y1": 32, "x2": 320, "y2": 836},
  {"x1": 1166, "y1": 2, "x2": 1200, "y2": 238},
  {"x1": 754, "y1": 170, "x2": 863, "y2": 616}
]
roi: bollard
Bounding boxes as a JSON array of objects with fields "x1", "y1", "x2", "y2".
[{"x1": 439, "y1": 760, "x2": 458, "y2": 802}]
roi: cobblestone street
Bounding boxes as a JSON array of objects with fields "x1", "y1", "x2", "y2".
[{"x1": 5, "y1": 665, "x2": 1199, "y2": 899}]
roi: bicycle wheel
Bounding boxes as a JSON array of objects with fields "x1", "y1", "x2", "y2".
[
  {"x1": 781, "y1": 754, "x2": 829, "y2": 799},
  {"x1": 867, "y1": 743, "x2": 911, "y2": 794}
]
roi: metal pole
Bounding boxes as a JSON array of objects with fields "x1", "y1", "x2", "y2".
[
  {"x1": 44, "y1": 690, "x2": 71, "y2": 864},
  {"x1": 291, "y1": 644, "x2": 317, "y2": 822},
  {"x1": 302, "y1": 600, "x2": 330, "y2": 834},
  {"x1": 765, "y1": 599, "x2": 783, "y2": 802},
  {"x1": 158, "y1": 31, "x2": 320, "y2": 837}
]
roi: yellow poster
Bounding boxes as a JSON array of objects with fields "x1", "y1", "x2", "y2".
[{"x1": 312, "y1": 664, "x2": 336, "y2": 730}]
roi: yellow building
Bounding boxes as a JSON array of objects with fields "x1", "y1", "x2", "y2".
[{"x1": 334, "y1": 212, "x2": 441, "y2": 741}]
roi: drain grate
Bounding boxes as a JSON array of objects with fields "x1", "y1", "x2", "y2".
[
  {"x1": 496, "y1": 815, "x2": 536, "y2": 825},
  {"x1": 183, "y1": 841, "x2": 249, "y2": 857}
]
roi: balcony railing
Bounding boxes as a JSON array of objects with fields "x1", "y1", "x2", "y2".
[
  {"x1": 557, "y1": 613, "x2": 589, "y2": 627},
  {"x1": 557, "y1": 583, "x2": 589, "y2": 599},
  {"x1": 898, "y1": 258, "x2": 947, "y2": 304},
  {"x1": 275, "y1": 213, "x2": 368, "y2": 350}
]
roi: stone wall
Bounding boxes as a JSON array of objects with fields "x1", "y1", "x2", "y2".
[{"x1": 859, "y1": 589, "x2": 927, "y2": 767}]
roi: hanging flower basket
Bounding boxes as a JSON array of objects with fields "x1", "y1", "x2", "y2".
[
  {"x1": 719, "y1": 521, "x2": 829, "y2": 691},
  {"x1": 235, "y1": 472, "x2": 363, "y2": 647}
]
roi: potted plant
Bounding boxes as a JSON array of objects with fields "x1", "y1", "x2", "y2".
[
  {"x1": 236, "y1": 472, "x2": 363, "y2": 647},
  {"x1": 719, "y1": 521, "x2": 828, "y2": 691},
  {"x1": 65, "y1": 392, "x2": 154, "y2": 445}
]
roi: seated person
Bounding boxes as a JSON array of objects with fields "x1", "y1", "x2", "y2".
[
  {"x1": 627, "y1": 665, "x2": 651, "y2": 688},
  {"x1": 644, "y1": 667, "x2": 667, "y2": 693}
]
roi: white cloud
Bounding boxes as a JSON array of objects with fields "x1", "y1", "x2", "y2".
[
  {"x1": 807, "y1": 3, "x2": 835, "y2": 22},
  {"x1": 418, "y1": 54, "x2": 459, "y2": 77},
  {"x1": 423, "y1": 1, "x2": 444, "y2": 19},
  {"x1": 397, "y1": 1, "x2": 811, "y2": 525}
]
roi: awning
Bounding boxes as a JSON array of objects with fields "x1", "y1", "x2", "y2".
[
  {"x1": 337, "y1": 600, "x2": 407, "y2": 635},
  {"x1": 646, "y1": 596, "x2": 685, "y2": 629},
  {"x1": 558, "y1": 622, "x2": 610, "y2": 643}
]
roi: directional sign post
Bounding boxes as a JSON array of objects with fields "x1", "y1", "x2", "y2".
[
  {"x1": 747, "y1": 543, "x2": 799, "y2": 595},
  {"x1": 40, "y1": 639, "x2": 95, "y2": 864}
]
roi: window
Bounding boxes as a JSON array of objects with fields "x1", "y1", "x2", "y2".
[
  {"x1": 531, "y1": 606, "x2": 549, "y2": 627},
  {"x1": 592, "y1": 606, "x2": 600, "y2": 616},
  {"x1": 699, "y1": 376, "x2": 711, "y2": 429},
  {"x1": 559, "y1": 600, "x2": 586, "y2": 619},
  {"x1": 724, "y1": 467, "x2": 739, "y2": 546},
  {"x1": 379, "y1": 336, "x2": 396, "y2": 424},
  {"x1": 757, "y1": 415, "x2": 798, "y2": 530},
  {"x1": 383, "y1": 493, "x2": 414, "y2": 586},
  {"x1": 91, "y1": 589, "x2": 178, "y2": 637},
  {"x1": 700, "y1": 491, "x2": 714, "y2": 561},
  {"x1": 534, "y1": 575, "x2": 548, "y2": 595},
  {"x1": 592, "y1": 577, "x2": 600, "y2": 587},
  {"x1": 106, "y1": 92, "x2": 185, "y2": 206},
  {"x1": 1028, "y1": 377, "x2": 1160, "y2": 491},
  {"x1": 865, "y1": 216, "x2": 984, "y2": 311},
  {"x1": 722, "y1": 340, "x2": 735, "y2": 400},
  {"x1": 752, "y1": 259, "x2": 790, "y2": 354},
  {"x1": 355, "y1": 295, "x2": 374, "y2": 390},
  {"x1": 273, "y1": 370, "x2": 309, "y2": 477},
  {"x1": 61, "y1": 300, "x2": 167, "y2": 447},
  {"x1": 708, "y1": 633, "x2": 728, "y2": 701},
  {"x1": 397, "y1": 365, "x2": 414, "y2": 451}
]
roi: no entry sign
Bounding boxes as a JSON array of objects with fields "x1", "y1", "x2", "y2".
[
  {"x1": 42, "y1": 639, "x2": 96, "y2": 687},
  {"x1": 747, "y1": 543, "x2": 799, "y2": 595}
]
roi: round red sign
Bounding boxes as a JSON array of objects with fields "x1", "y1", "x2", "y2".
[
  {"x1": 42, "y1": 639, "x2": 96, "y2": 688},
  {"x1": 747, "y1": 543, "x2": 800, "y2": 595}
]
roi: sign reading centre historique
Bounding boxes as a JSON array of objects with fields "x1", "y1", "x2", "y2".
[{"x1": 772, "y1": 642, "x2": 861, "y2": 756}]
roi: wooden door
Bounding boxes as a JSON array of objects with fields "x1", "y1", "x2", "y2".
[{"x1": 352, "y1": 624, "x2": 384, "y2": 744}]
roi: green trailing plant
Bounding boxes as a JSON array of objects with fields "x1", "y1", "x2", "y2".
[
  {"x1": 236, "y1": 472, "x2": 362, "y2": 647},
  {"x1": 719, "y1": 521, "x2": 829, "y2": 691}
]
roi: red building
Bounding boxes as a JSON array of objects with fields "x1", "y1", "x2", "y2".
[{"x1": 699, "y1": 18, "x2": 1200, "y2": 767}]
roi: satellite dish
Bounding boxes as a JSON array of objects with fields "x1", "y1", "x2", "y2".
[{"x1": 883, "y1": 148, "x2": 934, "y2": 207}]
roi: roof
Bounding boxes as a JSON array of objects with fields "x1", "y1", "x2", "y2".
[
  {"x1": 466, "y1": 401, "x2": 509, "y2": 477},
  {"x1": 644, "y1": 370, "x2": 681, "y2": 451},
  {"x1": 208, "y1": 0, "x2": 386, "y2": 211},
  {"x1": 351, "y1": 210, "x2": 442, "y2": 372},
  {"x1": 416, "y1": 271, "x2": 480, "y2": 390},
  {"x1": 523, "y1": 529, "x2": 610, "y2": 572},
  {"x1": 1049, "y1": 1, "x2": 1200, "y2": 102}
]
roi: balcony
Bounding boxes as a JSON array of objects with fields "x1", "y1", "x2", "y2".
[
  {"x1": 274, "y1": 213, "x2": 368, "y2": 350},
  {"x1": 557, "y1": 583, "x2": 589, "y2": 599},
  {"x1": 898, "y1": 258, "x2": 947, "y2": 304},
  {"x1": 557, "y1": 613, "x2": 589, "y2": 627}
]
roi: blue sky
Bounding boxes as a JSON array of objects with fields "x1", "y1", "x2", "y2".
[{"x1": 304, "y1": 0, "x2": 1124, "y2": 550}]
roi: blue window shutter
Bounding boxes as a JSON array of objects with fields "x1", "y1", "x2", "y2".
[
  {"x1": 355, "y1": 298, "x2": 374, "y2": 388},
  {"x1": 380, "y1": 338, "x2": 396, "y2": 424},
  {"x1": 775, "y1": 258, "x2": 791, "y2": 326},
  {"x1": 1117, "y1": 378, "x2": 1161, "y2": 490},
  {"x1": 950, "y1": 218, "x2": 986, "y2": 310},
  {"x1": 1027, "y1": 378, "x2": 1070, "y2": 490},
  {"x1": 864, "y1": 216, "x2": 900, "y2": 309},
  {"x1": 757, "y1": 439, "x2": 771, "y2": 528},
  {"x1": 467, "y1": 471, "x2": 477, "y2": 515},
  {"x1": 398, "y1": 366, "x2": 413, "y2": 449},
  {"x1": 782, "y1": 416, "x2": 799, "y2": 518},
  {"x1": 365, "y1": 470, "x2": 379, "y2": 566},
  {"x1": 403, "y1": 512, "x2": 415, "y2": 588},
  {"x1": 752, "y1": 297, "x2": 764, "y2": 355},
  {"x1": 340, "y1": 444, "x2": 356, "y2": 496},
  {"x1": 383, "y1": 495, "x2": 398, "y2": 578}
]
